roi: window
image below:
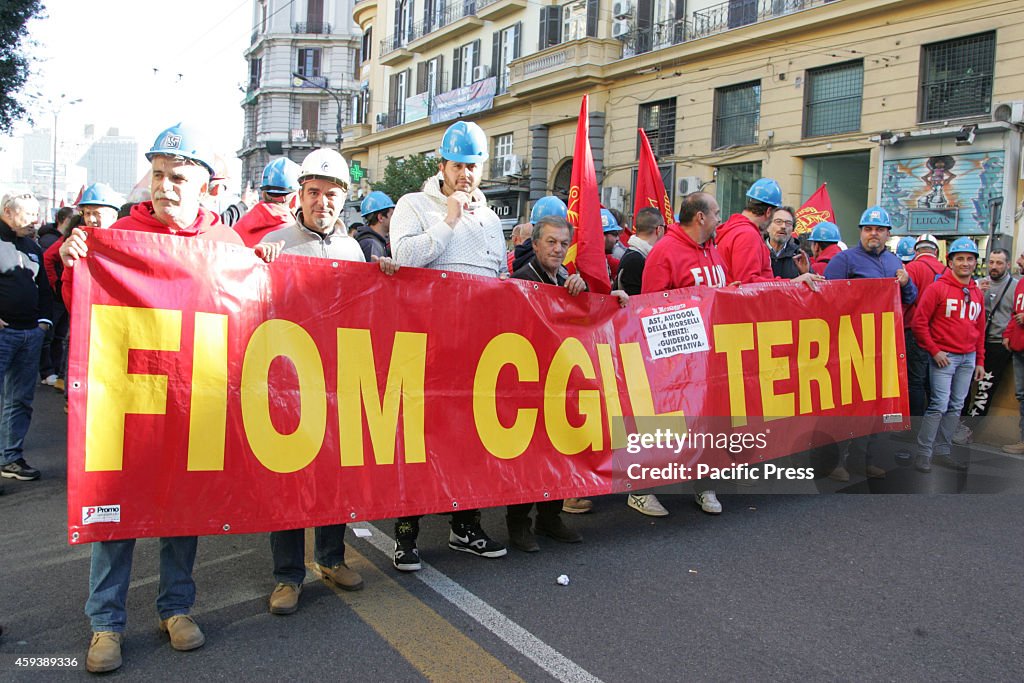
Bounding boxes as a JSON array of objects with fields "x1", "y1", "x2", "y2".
[
  {"x1": 713, "y1": 80, "x2": 760, "y2": 149},
  {"x1": 494, "y1": 133, "x2": 513, "y2": 159},
  {"x1": 306, "y1": 0, "x2": 324, "y2": 32},
  {"x1": 803, "y1": 60, "x2": 863, "y2": 138},
  {"x1": 248, "y1": 58, "x2": 261, "y2": 90},
  {"x1": 563, "y1": 1, "x2": 588, "y2": 42},
  {"x1": 727, "y1": 0, "x2": 756, "y2": 29},
  {"x1": 259, "y1": 0, "x2": 268, "y2": 33},
  {"x1": 717, "y1": 161, "x2": 761, "y2": 217},
  {"x1": 919, "y1": 31, "x2": 995, "y2": 122},
  {"x1": 351, "y1": 93, "x2": 368, "y2": 125},
  {"x1": 361, "y1": 27, "x2": 372, "y2": 63},
  {"x1": 539, "y1": 0, "x2": 596, "y2": 50},
  {"x1": 389, "y1": 69, "x2": 410, "y2": 124},
  {"x1": 493, "y1": 23, "x2": 521, "y2": 94},
  {"x1": 417, "y1": 55, "x2": 444, "y2": 96},
  {"x1": 395, "y1": 0, "x2": 412, "y2": 47},
  {"x1": 638, "y1": 98, "x2": 676, "y2": 158},
  {"x1": 452, "y1": 39, "x2": 480, "y2": 89},
  {"x1": 297, "y1": 48, "x2": 322, "y2": 77},
  {"x1": 301, "y1": 101, "x2": 320, "y2": 138}
]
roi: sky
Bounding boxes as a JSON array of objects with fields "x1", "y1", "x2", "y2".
[{"x1": 1, "y1": 0, "x2": 252, "y2": 187}]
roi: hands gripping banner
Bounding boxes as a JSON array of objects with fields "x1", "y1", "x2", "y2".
[{"x1": 66, "y1": 230, "x2": 908, "y2": 543}]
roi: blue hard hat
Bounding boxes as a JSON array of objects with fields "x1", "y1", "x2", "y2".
[
  {"x1": 600, "y1": 208, "x2": 621, "y2": 233},
  {"x1": 78, "y1": 182, "x2": 123, "y2": 210},
  {"x1": 530, "y1": 196, "x2": 568, "y2": 223},
  {"x1": 746, "y1": 178, "x2": 782, "y2": 207},
  {"x1": 145, "y1": 122, "x2": 216, "y2": 177},
  {"x1": 896, "y1": 236, "x2": 917, "y2": 262},
  {"x1": 859, "y1": 205, "x2": 892, "y2": 228},
  {"x1": 809, "y1": 221, "x2": 841, "y2": 243},
  {"x1": 361, "y1": 190, "x2": 395, "y2": 217},
  {"x1": 947, "y1": 237, "x2": 979, "y2": 256},
  {"x1": 437, "y1": 121, "x2": 489, "y2": 163},
  {"x1": 261, "y1": 158, "x2": 300, "y2": 193}
]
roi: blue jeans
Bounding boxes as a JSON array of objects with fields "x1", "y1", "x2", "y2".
[
  {"x1": 1012, "y1": 351, "x2": 1024, "y2": 441},
  {"x1": 0, "y1": 326, "x2": 44, "y2": 464},
  {"x1": 270, "y1": 524, "x2": 347, "y2": 584},
  {"x1": 905, "y1": 328, "x2": 930, "y2": 417},
  {"x1": 917, "y1": 352, "x2": 976, "y2": 460},
  {"x1": 85, "y1": 537, "x2": 198, "y2": 633}
]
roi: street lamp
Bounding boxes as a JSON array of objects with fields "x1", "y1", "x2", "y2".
[
  {"x1": 49, "y1": 94, "x2": 82, "y2": 215},
  {"x1": 291, "y1": 72, "x2": 344, "y2": 151}
]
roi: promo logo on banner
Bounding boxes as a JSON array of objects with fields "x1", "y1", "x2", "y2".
[{"x1": 66, "y1": 230, "x2": 908, "y2": 543}]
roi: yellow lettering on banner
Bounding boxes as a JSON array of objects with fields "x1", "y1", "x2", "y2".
[
  {"x1": 545, "y1": 337, "x2": 601, "y2": 455},
  {"x1": 187, "y1": 313, "x2": 228, "y2": 471},
  {"x1": 596, "y1": 344, "x2": 627, "y2": 449},
  {"x1": 713, "y1": 323, "x2": 754, "y2": 427},
  {"x1": 85, "y1": 305, "x2": 181, "y2": 472},
  {"x1": 473, "y1": 333, "x2": 538, "y2": 459},
  {"x1": 338, "y1": 329, "x2": 427, "y2": 466},
  {"x1": 241, "y1": 320, "x2": 326, "y2": 473},
  {"x1": 600, "y1": 343, "x2": 686, "y2": 445},
  {"x1": 757, "y1": 321, "x2": 794, "y2": 421},
  {"x1": 881, "y1": 312, "x2": 899, "y2": 398},
  {"x1": 797, "y1": 318, "x2": 834, "y2": 414},
  {"x1": 838, "y1": 314, "x2": 876, "y2": 405}
]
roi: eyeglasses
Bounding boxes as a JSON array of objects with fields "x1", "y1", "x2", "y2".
[{"x1": 771, "y1": 218, "x2": 794, "y2": 227}]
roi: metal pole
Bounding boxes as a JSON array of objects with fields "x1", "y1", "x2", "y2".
[{"x1": 51, "y1": 110, "x2": 58, "y2": 216}]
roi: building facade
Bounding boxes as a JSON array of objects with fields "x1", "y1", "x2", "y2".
[
  {"x1": 239, "y1": 0, "x2": 363, "y2": 189},
  {"x1": 344, "y1": 0, "x2": 1024, "y2": 249},
  {"x1": 78, "y1": 131, "x2": 139, "y2": 197}
]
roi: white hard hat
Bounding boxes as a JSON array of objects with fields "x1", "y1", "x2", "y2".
[
  {"x1": 298, "y1": 148, "x2": 351, "y2": 190},
  {"x1": 915, "y1": 233, "x2": 939, "y2": 251}
]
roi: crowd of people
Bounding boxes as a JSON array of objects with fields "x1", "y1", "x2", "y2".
[{"x1": 1, "y1": 117, "x2": 1022, "y2": 673}]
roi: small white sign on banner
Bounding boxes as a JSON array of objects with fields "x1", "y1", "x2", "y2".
[{"x1": 641, "y1": 307, "x2": 710, "y2": 359}]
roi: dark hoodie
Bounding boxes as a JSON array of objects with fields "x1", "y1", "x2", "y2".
[
  {"x1": 511, "y1": 239, "x2": 533, "y2": 272},
  {"x1": 768, "y1": 237, "x2": 803, "y2": 279},
  {"x1": 355, "y1": 224, "x2": 390, "y2": 260}
]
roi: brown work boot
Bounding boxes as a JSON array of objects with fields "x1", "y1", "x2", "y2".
[
  {"x1": 1002, "y1": 442, "x2": 1024, "y2": 455},
  {"x1": 269, "y1": 582, "x2": 302, "y2": 615},
  {"x1": 318, "y1": 563, "x2": 364, "y2": 591},
  {"x1": 159, "y1": 614, "x2": 205, "y2": 651},
  {"x1": 561, "y1": 497, "x2": 593, "y2": 514},
  {"x1": 86, "y1": 631, "x2": 122, "y2": 673}
]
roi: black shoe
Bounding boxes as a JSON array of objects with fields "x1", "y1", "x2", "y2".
[
  {"x1": 449, "y1": 524, "x2": 507, "y2": 558},
  {"x1": 915, "y1": 455, "x2": 932, "y2": 473},
  {"x1": 935, "y1": 454, "x2": 968, "y2": 472},
  {"x1": 507, "y1": 524, "x2": 539, "y2": 553},
  {"x1": 0, "y1": 459, "x2": 40, "y2": 481},
  {"x1": 393, "y1": 539, "x2": 421, "y2": 572},
  {"x1": 535, "y1": 517, "x2": 582, "y2": 544}
]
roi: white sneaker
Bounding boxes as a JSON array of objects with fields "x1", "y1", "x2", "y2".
[
  {"x1": 42, "y1": 374, "x2": 58, "y2": 386},
  {"x1": 627, "y1": 494, "x2": 668, "y2": 517},
  {"x1": 952, "y1": 423, "x2": 973, "y2": 445},
  {"x1": 695, "y1": 490, "x2": 722, "y2": 514}
]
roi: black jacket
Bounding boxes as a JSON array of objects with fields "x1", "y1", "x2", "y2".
[
  {"x1": 0, "y1": 219, "x2": 53, "y2": 329},
  {"x1": 355, "y1": 225, "x2": 389, "y2": 260},
  {"x1": 511, "y1": 239, "x2": 534, "y2": 272},
  {"x1": 37, "y1": 222, "x2": 62, "y2": 253},
  {"x1": 512, "y1": 255, "x2": 566, "y2": 286},
  {"x1": 615, "y1": 248, "x2": 646, "y2": 295},
  {"x1": 769, "y1": 237, "x2": 803, "y2": 280}
]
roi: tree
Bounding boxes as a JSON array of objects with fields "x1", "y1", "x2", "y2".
[
  {"x1": 0, "y1": 1, "x2": 45, "y2": 135},
  {"x1": 371, "y1": 153, "x2": 440, "y2": 202}
]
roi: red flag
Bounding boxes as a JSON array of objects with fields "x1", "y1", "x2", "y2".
[
  {"x1": 794, "y1": 183, "x2": 834, "y2": 236},
  {"x1": 72, "y1": 184, "x2": 85, "y2": 206},
  {"x1": 633, "y1": 128, "x2": 674, "y2": 232},
  {"x1": 564, "y1": 95, "x2": 611, "y2": 295}
]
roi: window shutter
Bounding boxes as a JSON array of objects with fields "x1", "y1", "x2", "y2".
[
  {"x1": 453, "y1": 47, "x2": 463, "y2": 88},
  {"x1": 538, "y1": 7, "x2": 550, "y2": 50},
  {"x1": 492, "y1": 31, "x2": 501, "y2": 78},
  {"x1": 513, "y1": 22, "x2": 522, "y2": 59},
  {"x1": 548, "y1": 8, "x2": 561, "y2": 47},
  {"x1": 437, "y1": 55, "x2": 445, "y2": 91},
  {"x1": 389, "y1": 73, "x2": 399, "y2": 115},
  {"x1": 417, "y1": 63, "x2": 427, "y2": 94},
  {"x1": 586, "y1": 0, "x2": 598, "y2": 37},
  {"x1": 313, "y1": 49, "x2": 321, "y2": 76},
  {"x1": 472, "y1": 39, "x2": 481, "y2": 71}
]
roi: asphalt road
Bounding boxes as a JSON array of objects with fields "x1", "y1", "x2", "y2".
[{"x1": 2, "y1": 387, "x2": 1023, "y2": 680}]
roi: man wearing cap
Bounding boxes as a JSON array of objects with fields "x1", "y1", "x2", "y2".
[
  {"x1": 233, "y1": 158, "x2": 301, "y2": 247},
  {"x1": 911, "y1": 238, "x2": 985, "y2": 473},
  {"x1": 389, "y1": 120, "x2": 508, "y2": 571},
  {"x1": 355, "y1": 190, "x2": 394, "y2": 260},
  {"x1": 0, "y1": 190, "x2": 49, "y2": 489},
  {"x1": 256, "y1": 148, "x2": 399, "y2": 615},
  {"x1": 61, "y1": 122, "x2": 243, "y2": 674},
  {"x1": 904, "y1": 233, "x2": 945, "y2": 417},
  {"x1": 807, "y1": 222, "x2": 843, "y2": 276},
  {"x1": 601, "y1": 208, "x2": 622, "y2": 286}
]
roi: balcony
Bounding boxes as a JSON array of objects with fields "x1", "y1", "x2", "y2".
[
  {"x1": 509, "y1": 38, "x2": 621, "y2": 98},
  {"x1": 293, "y1": 21, "x2": 332, "y2": 34},
  {"x1": 290, "y1": 129, "x2": 330, "y2": 146},
  {"x1": 691, "y1": 0, "x2": 836, "y2": 40},
  {"x1": 408, "y1": 3, "x2": 483, "y2": 52},
  {"x1": 379, "y1": 33, "x2": 414, "y2": 65},
  {"x1": 476, "y1": 0, "x2": 527, "y2": 22},
  {"x1": 295, "y1": 74, "x2": 329, "y2": 89},
  {"x1": 620, "y1": 19, "x2": 690, "y2": 57}
]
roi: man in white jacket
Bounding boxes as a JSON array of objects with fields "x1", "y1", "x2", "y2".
[{"x1": 388, "y1": 120, "x2": 508, "y2": 571}]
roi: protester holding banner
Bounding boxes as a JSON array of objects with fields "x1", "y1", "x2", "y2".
[
  {"x1": 637, "y1": 192, "x2": 727, "y2": 517},
  {"x1": 765, "y1": 205, "x2": 807, "y2": 279},
  {"x1": 911, "y1": 238, "x2": 985, "y2": 473},
  {"x1": 60, "y1": 122, "x2": 244, "y2": 674},
  {"x1": 232, "y1": 157, "x2": 300, "y2": 247},
  {"x1": 615, "y1": 207, "x2": 665, "y2": 295},
  {"x1": 388, "y1": 120, "x2": 508, "y2": 570}
]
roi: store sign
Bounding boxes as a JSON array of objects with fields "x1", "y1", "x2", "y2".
[
  {"x1": 906, "y1": 209, "x2": 958, "y2": 232},
  {"x1": 486, "y1": 192, "x2": 522, "y2": 221}
]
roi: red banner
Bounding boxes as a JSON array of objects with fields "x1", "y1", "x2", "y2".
[
  {"x1": 634, "y1": 129, "x2": 674, "y2": 229},
  {"x1": 563, "y1": 95, "x2": 611, "y2": 295},
  {"x1": 67, "y1": 229, "x2": 908, "y2": 543},
  {"x1": 795, "y1": 183, "x2": 835, "y2": 235}
]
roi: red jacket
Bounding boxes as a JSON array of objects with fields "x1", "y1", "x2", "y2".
[
  {"x1": 233, "y1": 201, "x2": 292, "y2": 247},
  {"x1": 911, "y1": 269, "x2": 985, "y2": 364},
  {"x1": 64, "y1": 203, "x2": 243, "y2": 306},
  {"x1": 904, "y1": 253, "x2": 944, "y2": 325},
  {"x1": 43, "y1": 236, "x2": 64, "y2": 292},
  {"x1": 1003, "y1": 278, "x2": 1024, "y2": 352},
  {"x1": 641, "y1": 223, "x2": 728, "y2": 292},
  {"x1": 810, "y1": 243, "x2": 842, "y2": 276},
  {"x1": 715, "y1": 213, "x2": 773, "y2": 284}
]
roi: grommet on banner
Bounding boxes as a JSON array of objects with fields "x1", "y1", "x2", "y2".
[
  {"x1": 441, "y1": 272, "x2": 448, "y2": 279},
  {"x1": 451, "y1": 500, "x2": 458, "y2": 508},
  {"x1": 533, "y1": 284, "x2": 539, "y2": 290},
  {"x1": 350, "y1": 512, "x2": 357, "y2": 519},
  {"x1": 222, "y1": 524, "x2": 231, "y2": 532},
  {"x1": 625, "y1": 482, "x2": 633, "y2": 489},
  {"x1": 543, "y1": 491, "x2": 550, "y2": 498},
  {"x1": 332, "y1": 261, "x2": 339, "y2": 268},
  {"x1": 663, "y1": 292, "x2": 669, "y2": 297},
  {"x1": 72, "y1": 532, "x2": 79, "y2": 542},
  {"x1": 72, "y1": 381, "x2": 81, "y2": 389}
]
